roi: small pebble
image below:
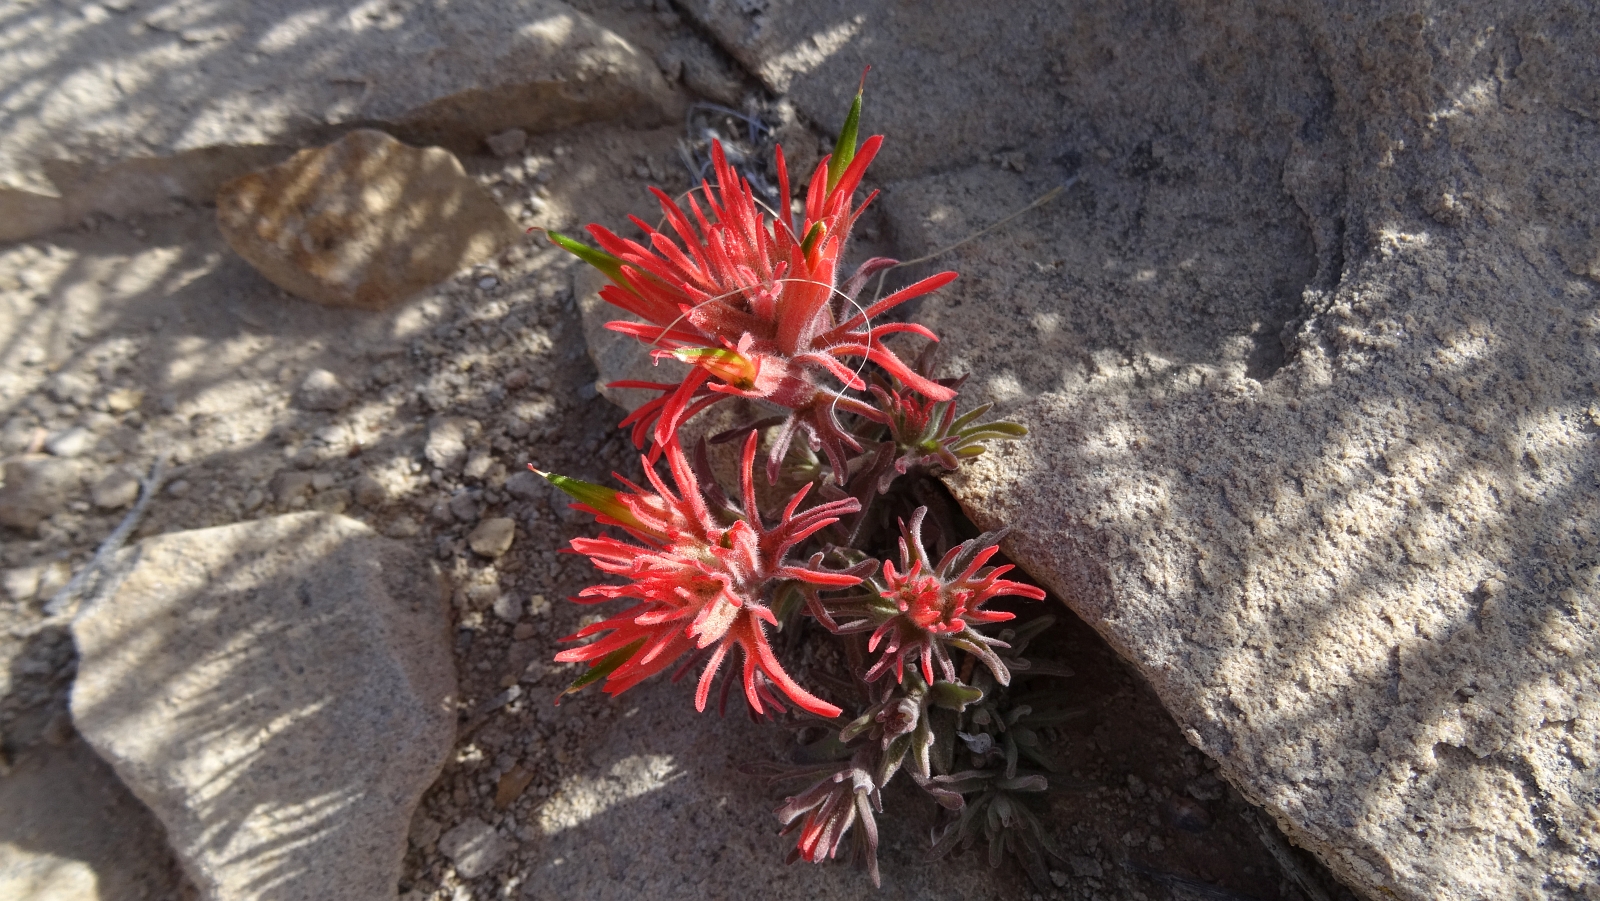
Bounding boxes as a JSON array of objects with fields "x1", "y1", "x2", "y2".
[
  {"x1": 477, "y1": 276, "x2": 499, "y2": 290},
  {"x1": 91, "y1": 469, "x2": 141, "y2": 509},
  {"x1": 468, "y1": 517, "x2": 516, "y2": 557},
  {"x1": 45, "y1": 426, "x2": 93, "y2": 457},
  {"x1": 353, "y1": 474, "x2": 386, "y2": 508},
  {"x1": 492, "y1": 592, "x2": 523, "y2": 623},
  {"x1": 165, "y1": 479, "x2": 191, "y2": 498},
  {"x1": 512, "y1": 622, "x2": 536, "y2": 641}
]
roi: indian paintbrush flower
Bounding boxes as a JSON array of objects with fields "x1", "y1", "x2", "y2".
[
  {"x1": 545, "y1": 431, "x2": 864, "y2": 717},
  {"x1": 809, "y1": 507, "x2": 1046, "y2": 686},
  {"x1": 548, "y1": 84, "x2": 958, "y2": 483}
]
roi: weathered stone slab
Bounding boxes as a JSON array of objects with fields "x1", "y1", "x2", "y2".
[
  {"x1": 70, "y1": 513, "x2": 457, "y2": 901},
  {"x1": 216, "y1": 130, "x2": 519, "y2": 309},
  {"x1": 686, "y1": 1, "x2": 1600, "y2": 898},
  {"x1": 0, "y1": 0, "x2": 678, "y2": 241}
]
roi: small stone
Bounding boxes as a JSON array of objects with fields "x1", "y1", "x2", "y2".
[
  {"x1": 477, "y1": 275, "x2": 499, "y2": 290},
  {"x1": 526, "y1": 593, "x2": 550, "y2": 617},
  {"x1": 409, "y1": 815, "x2": 442, "y2": 850},
  {"x1": 504, "y1": 470, "x2": 546, "y2": 501},
  {"x1": 493, "y1": 765, "x2": 536, "y2": 809},
  {"x1": 468, "y1": 517, "x2": 516, "y2": 557},
  {"x1": 44, "y1": 426, "x2": 93, "y2": 457},
  {"x1": 158, "y1": 393, "x2": 178, "y2": 414},
  {"x1": 448, "y1": 492, "x2": 480, "y2": 522},
  {"x1": 273, "y1": 471, "x2": 315, "y2": 507},
  {"x1": 511, "y1": 622, "x2": 536, "y2": 641},
  {"x1": 353, "y1": 474, "x2": 387, "y2": 508},
  {"x1": 244, "y1": 488, "x2": 266, "y2": 511},
  {"x1": 2, "y1": 566, "x2": 42, "y2": 602},
  {"x1": 312, "y1": 488, "x2": 351, "y2": 514},
  {"x1": 465, "y1": 583, "x2": 501, "y2": 610},
  {"x1": 0, "y1": 455, "x2": 82, "y2": 531},
  {"x1": 216, "y1": 130, "x2": 520, "y2": 310},
  {"x1": 295, "y1": 369, "x2": 349, "y2": 411},
  {"x1": 492, "y1": 592, "x2": 522, "y2": 623},
  {"x1": 425, "y1": 417, "x2": 480, "y2": 472},
  {"x1": 485, "y1": 128, "x2": 528, "y2": 158},
  {"x1": 91, "y1": 469, "x2": 141, "y2": 510},
  {"x1": 46, "y1": 371, "x2": 96, "y2": 407},
  {"x1": 105, "y1": 387, "x2": 144, "y2": 413},
  {"x1": 165, "y1": 479, "x2": 191, "y2": 498},
  {"x1": 384, "y1": 517, "x2": 421, "y2": 539},
  {"x1": 438, "y1": 818, "x2": 509, "y2": 880},
  {"x1": 311, "y1": 472, "x2": 339, "y2": 491},
  {"x1": 463, "y1": 448, "x2": 493, "y2": 480}
]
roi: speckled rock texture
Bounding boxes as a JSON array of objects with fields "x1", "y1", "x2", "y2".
[
  {"x1": 0, "y1": 0, "x2": 677, "y2": 241},
  {"x1": 70, "y1": 513, "x2": 458, "y2": 901},
  {"x1": 681, "y1": 1, "x2": 1600, "y2": 898},
  {"x1": 216, "y1": 130, "x2": 520, "y2": 309}
]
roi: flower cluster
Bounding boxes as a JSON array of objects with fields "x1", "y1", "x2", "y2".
[{"x1": 533, "y1": 82, "x2": 1067, "y2": 888}]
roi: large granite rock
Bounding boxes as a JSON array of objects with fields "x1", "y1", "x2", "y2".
[
  {"x1": 70, "y1": 513, "x2": 457, "y2": 901},
  {"x1": 681, "y1": 1, "x2": 1600, "y2": 898},
  {"x1": 0, "y1": 0, "x2": 677, "y2": 241},
  {"x1": 216, "y1": 130, "x2": 519, "y2": 309}
]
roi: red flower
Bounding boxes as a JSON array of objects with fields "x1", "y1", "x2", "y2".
[
  {"x1": 550, "y1": 87, "x2": 957, "y2": 482},
  {"x1": 775, "y1": 759, "x2": 882, "y2": 886},
  {"x1": 546, "y1": 432, "x2": 863, "y2": 717},
  {"x1": 808, "y1": 507, "x2": 1045, "y2": 686}
]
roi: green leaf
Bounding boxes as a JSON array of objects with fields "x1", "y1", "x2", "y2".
[
  {"x1": 562, "y1": 638, "x2": 645, "y2": 697},
  {"x1": 930, "y1": 680, "x2": 984, "y2": 712},
  {"x1": 547, "y1": 230, "x2": 628, "y2": 285},
  {"x1": 537, "y1": 470, "x2": 644, "y2": 531},
  {"x1": 826, "y1": 86, "x2": 863, "y2": 191}
]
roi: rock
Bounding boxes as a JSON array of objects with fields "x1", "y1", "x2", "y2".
[
  {"x1": 44, "y1": 372, "x2": 96, "y2": 408},
  {"x1": 437, "y1": 818, "x2": 509, "y2": 880},
  {"x1": 2, "y1": 0, "x2": 677, "y2": 243},
  {"x1": 0, "y1": 455, "x2": 81, "y2": 531},
  {"x1": 295, "y1": 369, "x2": 350, "y2": 411},
  {"x1": 70, "y1": 513, "x2": 456, "y2": 901},
  {"x1": 217, "y1": 130, "x2": 521, "y2": 310},
  {"x1": 164, "y1": 479, "x2": 191, "y2": 499},
  {"x1": 104, "y1": 387, "x2": 144, "y2": 414},
  {"x1": 43, "y1": 426, "x2": 92, "y2": 458},
  {"x1": 426, "y1": 416, "x2": 481, "y2": 472},
  {"x1": 448, "y1": 491, "x2": 482, "y2": 523},
  {"x1": 492, "y1": 592, "x2": 523, "y2": 624},
  {"x1": 273, "y1": 471, "x2": 314, "y2": 508},
  {"x1": 353, "y1": 474, "x2": 388, "y2": 508},
  {"x1": 504, "y1": 469, "x2": 547, "y2": 501},
  {"x1": 469, "y1": 517, "x2": 516, "y2": 558},
  {"x1": 2, "y1": 566, "x2": 42, "y2": 602},
  {"x1": 679, "y1": 1, "x2": 1600, "y2": 898},
  {"x1": 90, "y1": 469, "x2": 141, "y2": 510},
  {"x1": 485, "y1": 128, "x2": 528, "y2": 158}
]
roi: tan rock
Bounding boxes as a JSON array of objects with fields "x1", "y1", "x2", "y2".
[
  {"x1": 216, "y1": 130, "x2": 520, "y2": 310},
  {"x1": 70, "y1": 513, "x2": 456, "y2": 901},
  {"x1": 710, "y1": 2, "x2": 1600, "y2": 899},
  {"x1": 469, "y1": 517, "x2": 517, "y2": 558},
  {"x1": 1, "y1": 0, "x2": 677, "y2": 243}
]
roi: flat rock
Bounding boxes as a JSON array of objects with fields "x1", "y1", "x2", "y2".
[
  {"x1": 689, "y1": 2, "x2": 1600, "y2": 899},
  {"x1": 217, "y1": 130, "x2": 520, "y2": 309},
  {"x1": 0, "y1": 0, "x2": 677, "y2": 241},
  {"x1": 70, "y1": 512, "x2": 457, "y2": 901}
]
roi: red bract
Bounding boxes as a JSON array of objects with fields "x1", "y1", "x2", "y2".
[
  {"x1": 550, "y1": 87, "x2": 957, "y2": 482},
  {"x1": 809, "y1": 507, "x2": 1046, "y2": 686},
  {"x1": 775, "y1": 761, "x2": 883, "y2": 886},
  {"x1": 547, "y1": 432, "x2": 862, "y2": 717}
]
